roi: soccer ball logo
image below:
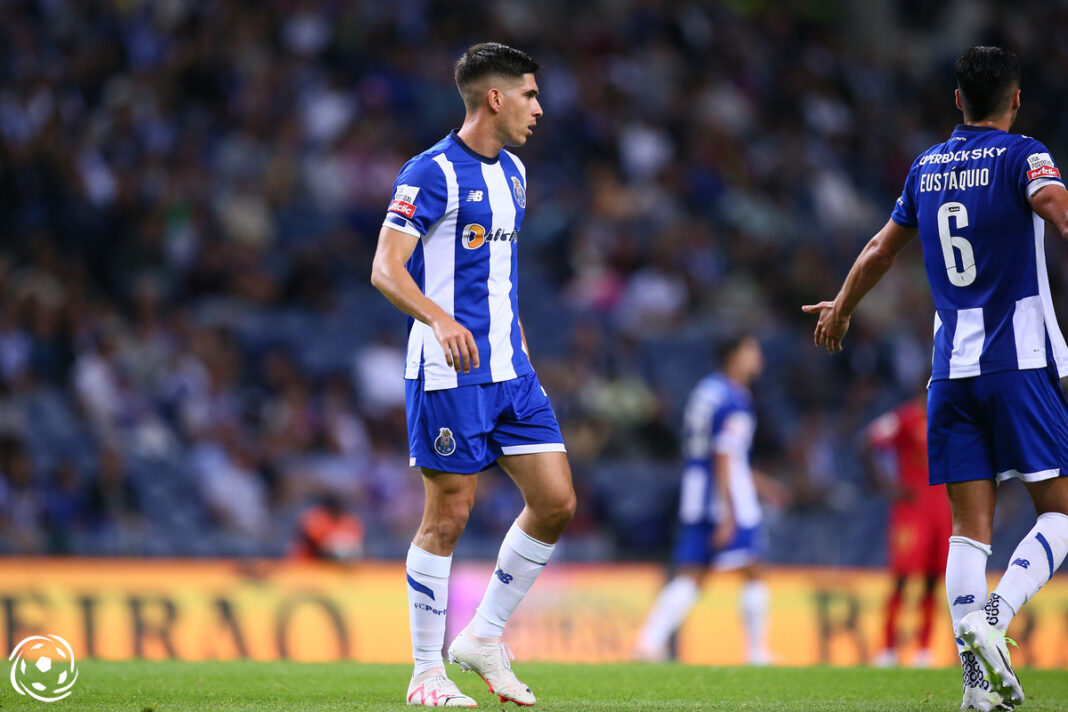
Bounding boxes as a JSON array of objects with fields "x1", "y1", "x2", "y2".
[{"x1": 9, "y1": 634, "x2": 78, "y2": 702}]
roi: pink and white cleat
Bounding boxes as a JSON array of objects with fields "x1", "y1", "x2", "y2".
[
  {"x1": 448, "y1": 627, "x2": 536, "y2": 706},
  {"x1": 406, "y1": 668, "x2": 477, "y2": 707}
]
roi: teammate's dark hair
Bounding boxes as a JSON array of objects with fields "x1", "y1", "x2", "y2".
[
  {"x1": 454, "y1": 42, "x2": 540, "y2": 110},
  {"x1": 716, "y1": 331, "x2": 756, "y2": 366},
  {"x1": 954, "y1": 46, "x2": 1020, "y2": 121}
]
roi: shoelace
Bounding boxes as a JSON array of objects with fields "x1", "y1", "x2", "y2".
[{"x1": 484, "y1": 641, "x2": 516, "y2": 674}]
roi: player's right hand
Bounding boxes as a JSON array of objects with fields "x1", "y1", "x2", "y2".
[
  {"x1": 432, "y1": 316, "x2": 480, "y2": 374},
  {"x1": 711, "y1": 515, "x2": 736, "y2": 550}
]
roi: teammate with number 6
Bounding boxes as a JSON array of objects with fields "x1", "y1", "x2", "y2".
[{"x1": 804, "y1": 46, "x2": 1068, "y2": 712}]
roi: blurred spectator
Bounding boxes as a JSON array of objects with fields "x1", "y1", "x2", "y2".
[{"x1": 291, "y1": 495, "x2": 365, "y2": 561}]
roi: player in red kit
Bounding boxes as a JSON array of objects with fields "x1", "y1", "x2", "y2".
[{"x1": 864, "y1": 396, "x2": 953, "y2": 667}]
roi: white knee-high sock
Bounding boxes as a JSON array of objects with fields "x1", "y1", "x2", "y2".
[
  {"x1": 407, "y1": 544, "x2": 451, "y2": 675},
  {"x1": 987, "y1": 512, "x2": 1068, "y2": 631},
  {"x1": 472, "y1": 521, "x2": 555, "y2": 638},
  {"x1": 637, "y1": 575, "x2": 700, "y2": 653},
  {"x1": 740, "y1": 580, "x2": 769, "y2": 662},
  {"x1": 946, "y1": 535, "x2": 991, "y2": 653}
]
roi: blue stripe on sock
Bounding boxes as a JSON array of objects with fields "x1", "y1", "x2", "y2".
[
  {"x1": 1036, "y1": 532, "x2": 1054, "y2": 580},
  {"x1": 407, "y1": 573, "x2": 435, "y2": 600}
]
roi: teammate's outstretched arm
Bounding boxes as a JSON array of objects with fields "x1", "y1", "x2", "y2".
[
  {"x1": 370, "y1": 225, "x2": 480, "y2": 373},
  {"x1": 1030, "y1": 183, "x2": 1068, "y2": 239},
  {"x1": 802, "y1": 219, "x2": 918, "y2": 354}
]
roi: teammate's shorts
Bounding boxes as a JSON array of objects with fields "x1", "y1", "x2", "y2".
[
  {"x1": 405, "y1": 371, "x2": 566, "y2": 474},
  {"x1": 888, "y1": 502, "x2": 952, "y2": 576},
  {"x1": 927, "y1": 364, "x2": 1068, "y2": 485},
  {"x1": 673, "y1": 521, "x2": 762, "y2": 570}
]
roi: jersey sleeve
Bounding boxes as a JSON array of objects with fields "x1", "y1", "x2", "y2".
[
  {"x1": 712, "y1": 408, "x2": 750, "y2": 455},
  {"x1": 890, "y1": 159, "x2": 920, "y2": 227},
  {"x1": 382, "y1": 156, "x2": 448, "y2": 237},
  {"x1": 1014, "y1": 138, "x2": 1065, "y2": 203}
]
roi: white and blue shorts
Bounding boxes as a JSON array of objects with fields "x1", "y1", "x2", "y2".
[{"x1": 405, "y1": 372, "x2": 566, "y2": 474}]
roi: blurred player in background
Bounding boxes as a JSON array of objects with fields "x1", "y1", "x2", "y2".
[
  {"x1": 864, "y1": 396, "x2": 952, "y2": 667},
  {"x1": 805, "y1": 46, "x2": 1068, "y2": 711},
  {"x1": 635, "y1": 334, "x2": 787, "y2": 665},
  {"x1": 372, "y1": 42, "x2": 575, "y2": 707}
]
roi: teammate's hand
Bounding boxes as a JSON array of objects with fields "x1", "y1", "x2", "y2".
[
  {"x1": 711, "y1": 515, "x2": 736, "y2": 550},
  {"x1": 432, "y1": 316, "x2": 480, "y2": 373},
  {"x1": 801, "y1": 301, "x2": 851, "y2": 354}
]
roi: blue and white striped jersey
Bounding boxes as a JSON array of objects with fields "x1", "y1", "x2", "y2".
[
  {"x1": 677, "y1": 374, "x2": 760, "y2": 528},
  {"x1": 891, "y1": 124, "x2": 1068, "y2": 381},
  {"x1": 383, "y1": 131, "x2": 533, "y2": 391}
]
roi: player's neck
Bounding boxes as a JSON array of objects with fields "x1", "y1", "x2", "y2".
[
  {"x1": 962, "y1": 115, "x2": 1012, "y2": 132},
  {"x1": 456, "y1": 118, "x2": 503, "y2": 160}
]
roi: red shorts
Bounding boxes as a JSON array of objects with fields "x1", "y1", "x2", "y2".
[{"x1": 888, "y1": 498, "x2": 953, "y2": 576}]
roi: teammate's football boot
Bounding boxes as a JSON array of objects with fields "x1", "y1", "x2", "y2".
[
  {"x1": 448, "y1": 627, "x2": 535, "y2": 706},
  {"x1": 406, "y1": 668, "x2": 477, "y2": 707},
  {"x1": 957, "y1": 610, "x2": 1024, "y2": 706}
]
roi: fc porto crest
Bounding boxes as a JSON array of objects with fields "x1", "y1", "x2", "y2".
[
  {"x1": 434, "y1": 427, "x2": 456, "y2": 456},
  {"x1": 511, "y1": 176, "x2": 526, "y2": 208}
]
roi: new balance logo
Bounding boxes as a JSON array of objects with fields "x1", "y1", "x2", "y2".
[
  {"x1": 466, "y1": 190, "x2": 484, "y2": 202},
  {"x1": 494, "y1": 568, "x2": 514, "y2": 584},
  {"x1": 1012, "y1": 558, "x2": 1030, "y2": 569},
  {"x1": 953, "y1": 595, "x2": 976, "y2": 605}
]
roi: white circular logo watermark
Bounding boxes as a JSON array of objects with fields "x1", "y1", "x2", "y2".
[{"x1": 9, "y1": 634, "x2": 78, "y2": 702}]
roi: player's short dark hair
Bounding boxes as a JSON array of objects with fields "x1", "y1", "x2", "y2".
[
  {"x1": 454, "y1": 42, "x2": 540, "y2": 110},
  {"x1": 716, "y1": 331, "x2": 757, "y2": 366},
  {"x1": 954, "y1": 46, "x2": 1021, "y2": 121}
]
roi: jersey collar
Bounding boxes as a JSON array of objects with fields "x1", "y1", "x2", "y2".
[
  {"x1": 450, "y1": 130, "x2": 500, "y2": 164},
  {"x1": 953, "y1": 124, "x2": 1003, "y2": 135}
]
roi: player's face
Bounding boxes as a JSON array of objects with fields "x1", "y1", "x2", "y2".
[
  {"x1": 738, "y1": 338, "x2": 764, "y2": 381},
  {"x1": 498, "y1": 73, "x2": 542, "y2": 147}
]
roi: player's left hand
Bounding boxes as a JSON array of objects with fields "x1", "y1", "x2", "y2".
[{"x1": 801, "y1": 300, "x2": 850, "y2": 354}]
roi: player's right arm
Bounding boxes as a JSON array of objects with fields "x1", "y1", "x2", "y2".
[
  {"x1": 711, "y1": 451, "x2": 735, "y2": 549},
  {"x1": 1030, "y1": 183, "x2": 1068, "y2": 240},
  {"x1": 802, "y1": 218, "x2": 918, "y2": 354},
  {"x1": 370, "y1": 226, "x2": 480, "y2": 374}
]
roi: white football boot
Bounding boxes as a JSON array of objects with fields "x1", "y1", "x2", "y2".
[
  {"x1": 448, "y1": 627, "x2": 536, "y2": 706},
  {"x1": 957, "y1": 610, "x2": 1025, "y2": 706},
  {"x1": 959, "y1": 651, "x2": 1014, "y2": 711},
  {"x1": 406, "y1": 668, "x2": 477, "y2": 707}
]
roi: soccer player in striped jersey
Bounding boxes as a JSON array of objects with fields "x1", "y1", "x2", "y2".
[
  {"x1": 635, "y1": 334, "x2": 784, "y2": 665},
  {"x1": 805, "y1": 47, "x2": 1068, "y2": 711},
  {"x1": 372, "y1": 43, "x2": 575, "y2": 707}
]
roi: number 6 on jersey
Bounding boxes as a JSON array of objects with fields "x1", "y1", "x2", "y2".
[{"x1": 937, "y1": 201, "x2": 977, "y2": 287}]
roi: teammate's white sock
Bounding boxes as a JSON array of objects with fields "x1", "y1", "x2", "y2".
[
  {"x1": 472, "y1": 521, "x2": 555, "y2": 638},
  {"x1": 987, "y1": 512, "x2": 1068, "y2": 632},
  {"x1": 406, "y1": 544, "x2": 452, "y2": 676},
  {"x1": 637, "y1": 575, "x2": 700, "y2": 654},
  {"x1": 740, "y1": 579, "x2": 769, "y2": 663},
  {"x1": 946, "y1": 535, "x2": 991, "y2": 653}
]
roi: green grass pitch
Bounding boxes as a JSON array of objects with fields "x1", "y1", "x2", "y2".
[{"x1": 3, "y1": 661, "x2": 1066, "y2": 711}]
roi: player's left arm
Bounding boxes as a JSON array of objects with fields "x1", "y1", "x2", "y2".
[
  {"x1": 801, "y1": 218, "x2": 918, "y2": 354},
  {"x1": 1030, "y1": 183, "x2": 1068, "y2": 241},
  {"x1": 518, "y1": 318, "x2": 530, "y2": 358}
]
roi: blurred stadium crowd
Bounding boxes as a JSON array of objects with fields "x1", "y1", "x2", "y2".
[{"x1": 1, "y1": 0, "x2": 1065, "y2": 563}]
